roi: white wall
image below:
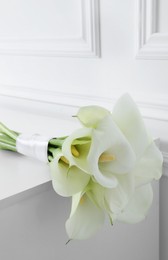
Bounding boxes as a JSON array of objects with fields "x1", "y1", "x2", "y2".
[{"x1": 0, "y1": 0, "x2": 167, "y2": 259}]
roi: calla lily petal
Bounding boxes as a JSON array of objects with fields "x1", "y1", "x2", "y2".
[
  {"x1": 133, "y1": 141, "x2": 163, "y2": 187},
  {"x1": 86, "y1": 181, "x2": 105, "y2": 210},
  {"x1": 66, "y1": 193, "x2": 105, "y2": 240},
  {"x1": 87, "y1": 115, "x2": 136, "y2": 188},
  {"x1": 104, "y1": 173, "x2": 134, "y2": 214},
  {"x1": 49, "y1": 150, "x2": 90, "y2": 197},
  {"x1": 117, "y1": 183, "x2": 153, "y2": 223},
  {"x1": 112, "y1": 94, "x2": 152, "y2": 159},
  {"x1": 87, "y1": 173, "x2": 134, "y2": 218},
  {"x1": 62, "y1": 128, "x2": 92, "y2": 173},
  {"x1": 77, "y1": 105, "x2": 110, "y2": 127}
]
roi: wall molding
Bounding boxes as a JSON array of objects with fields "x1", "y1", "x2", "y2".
[
  {"x1": 0, "y1": 0, "x2": 100, "y2": 58},
  {"x1": 0, "y1": 84, "x2": 168, "y2": 121},
  {"x1": 136, "y1": 0, "x2": 168, "y2": 59}
]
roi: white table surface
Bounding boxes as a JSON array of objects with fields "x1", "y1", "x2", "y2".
[{"x1": 0, "y1": 150, "x2": 50, "y2": 201}]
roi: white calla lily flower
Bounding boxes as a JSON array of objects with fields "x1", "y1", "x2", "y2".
[
  {"x1": 103, "y1": 172, "x2": 134, "y2": 216},
  {"x1": 87, "y1": 114, "x2": 136, "y2": 188},
  {"x1": 62, "y1": 114, "x2": 136, "y2": 189},
  {"x1": 49, "y1": 149, "x2": 90, "y2": 197},
  {"x1": 64, "y1": 94, "x2": 163, "y2": 240},
  {"x1": 112, "y1": 93, "x2": 152, "y2": 159},
  {"x1": 62, "y1": 128, "x2": 92, "y2": 174},
  {"x1": 117, "y1": 183, "x2": 153, "y2": 223},
  {"x1": 66, "y1": 191, "x2": 105, "y2": 240},
  {"x1": 133, "y1": 141, "x2": 163, "y2": 187},
  {"x1": 77, "y1": 105, "x2": 110, "y2": 128},
  {"x1": 66, "y1": 173, "x2": 134, "y2": 240}
]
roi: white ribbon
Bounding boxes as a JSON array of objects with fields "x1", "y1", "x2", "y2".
[{"x1": 16, "y1": 133, "x2": 52, "y2": 163}]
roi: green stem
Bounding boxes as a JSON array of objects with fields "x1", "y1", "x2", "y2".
[
  {"x1": 0, "y1": 122, "x2": 18, "y2": 140},
  {"x1": 48, "y1": 146, "x2": 61, "y2": 159},
  {"x1": 49, "y1": 138, "x2": 65, "y2": 147},
  {"x1": 0, "y1": 135, "x2": 16, "y2": 146},
  {"x1": 48, "y1": 155, "x2": 53, "y2": 162},
  {"x1": 0, "y1": 141, "x2": 17, "y2": 152}
]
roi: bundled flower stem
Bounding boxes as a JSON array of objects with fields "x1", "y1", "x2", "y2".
[
  {"x1": 0, "y1": 94, "x2": 163, "y2": 241},
  {"x1": 0, "y1": 123, "x2": 18, "y2": 151},
  {"x1": 0, "y1": 122, "x2": 66, "y2": 161}
]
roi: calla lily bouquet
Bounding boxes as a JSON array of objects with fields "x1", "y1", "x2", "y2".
[{"x1": 0, "y1": 94, "x2": 163, "y2": 241}]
